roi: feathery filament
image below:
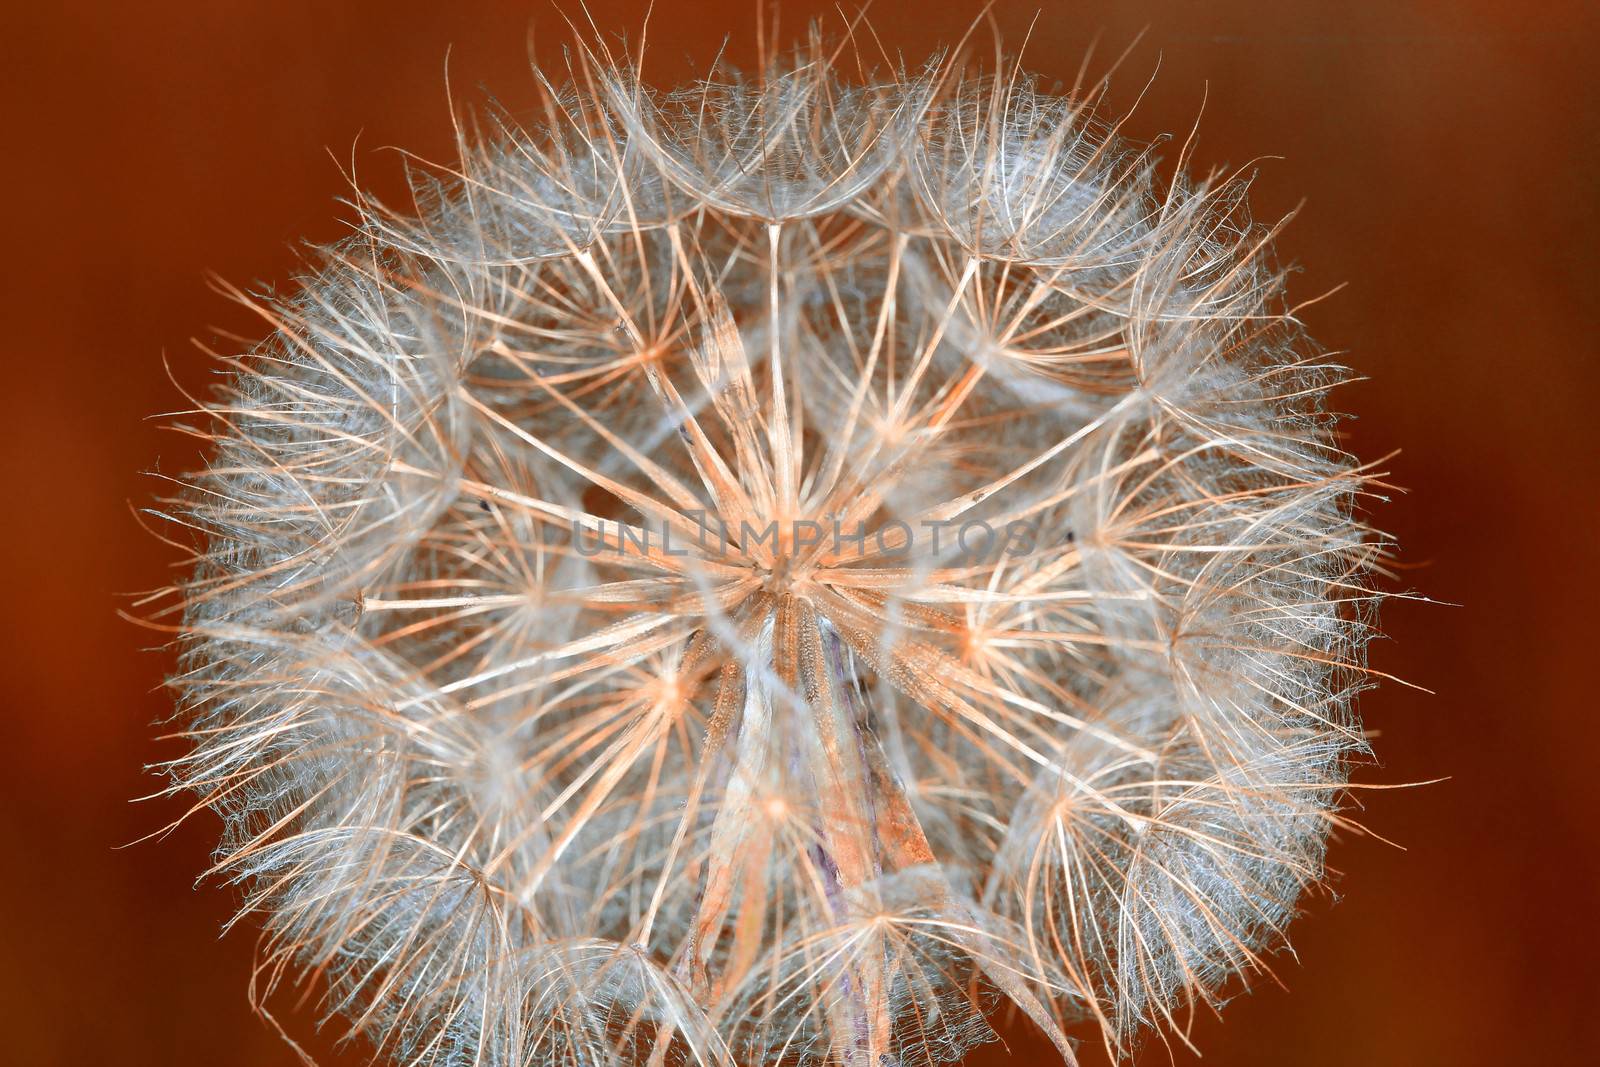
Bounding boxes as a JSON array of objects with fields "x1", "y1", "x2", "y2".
[{"x1": 152, "y1": 28, "x2": 1387, "y2": 1067}]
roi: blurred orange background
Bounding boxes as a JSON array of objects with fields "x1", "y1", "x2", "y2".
[{"x1": 4, "y1": 1, "x2": 1595, "y2": 1064}]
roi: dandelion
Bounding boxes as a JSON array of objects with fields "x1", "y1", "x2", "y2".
[{"x1": 146, "y1": 20, "x2": 1390, "y2": 1067}]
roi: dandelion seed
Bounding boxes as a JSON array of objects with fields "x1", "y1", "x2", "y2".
[{"x1": 148, "y1": 21, "x2": 1391, "y2": 1067}]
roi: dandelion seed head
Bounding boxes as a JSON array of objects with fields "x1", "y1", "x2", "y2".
[{"x1": 152, "y1": 21, "x2": 1390, "y2": 1067}]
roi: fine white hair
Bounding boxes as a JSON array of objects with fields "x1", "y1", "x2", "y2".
[{"x1": 152, "y1": 22, "x2": 1389, "y2": 1067}]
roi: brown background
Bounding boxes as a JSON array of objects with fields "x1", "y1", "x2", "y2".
[{"x1": 4, "y1": 1, "x2": 1595, "y2": 1064}]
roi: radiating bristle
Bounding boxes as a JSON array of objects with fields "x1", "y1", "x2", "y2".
[{"x1": 148, "y1": 22, "x2": 1390, "y2": 1067}]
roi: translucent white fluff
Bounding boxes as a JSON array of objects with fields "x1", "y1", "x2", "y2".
[{"x1": 155, "y1": 27, "x2": 1387, "y2": 1067}]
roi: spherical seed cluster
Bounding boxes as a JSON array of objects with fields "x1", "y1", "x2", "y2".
[{"x1": 156, "y1": 31, "x2": 1386, "y2": 1067}]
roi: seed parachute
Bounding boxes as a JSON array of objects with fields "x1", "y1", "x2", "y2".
[{"x1": 148, "y1": 21, "x2": 1390, "y2": 1067}]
